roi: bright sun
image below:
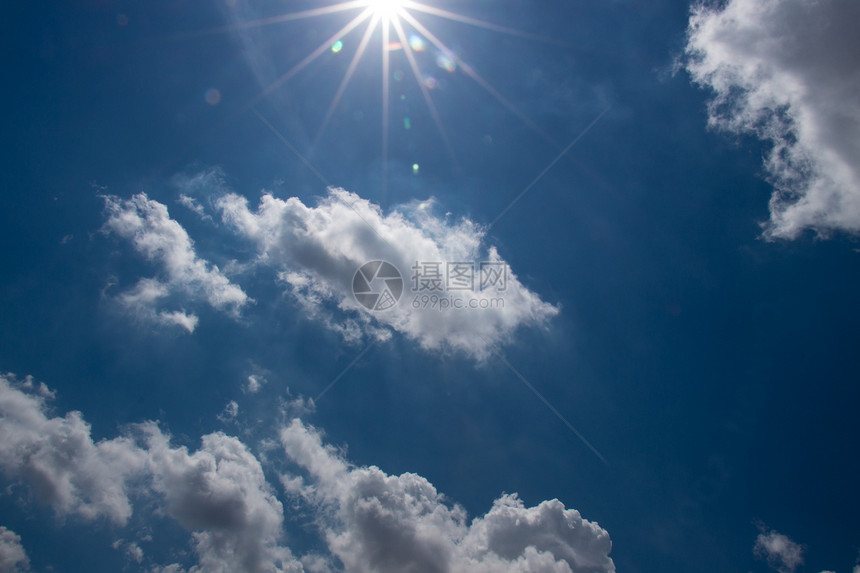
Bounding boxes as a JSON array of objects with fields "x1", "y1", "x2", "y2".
[
  {"x1": 365, "y1": 0, "x2": 405, "y2": 18},
  {"x1": 235, "y1": 0, "x2": 552, "y2": 194}
]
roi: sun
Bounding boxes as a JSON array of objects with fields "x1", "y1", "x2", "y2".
[
  {"x1": 364, "y1": 0, "x2": 405, "y2": 18},
  {"x1": 225, "y1": 0, "x2": 554, "y2": 193}
]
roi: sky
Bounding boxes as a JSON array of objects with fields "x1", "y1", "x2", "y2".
[{"x1": 1, "y1": 0, "x2": 860, "y2": 571}]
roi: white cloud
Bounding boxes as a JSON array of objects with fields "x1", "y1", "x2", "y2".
[
  {"x1": 119, "y1": 279, "x2": 200, "y2": 333},
  {"x1": 217, "y1": 188, "x2": 559, "y2": 359},
  {"x1": 103, "y1": 177, "x2": 558, "y2": 356},
  {"x1": 113, "y1": 539, "x2": 144, "y2": 564},
  {"x1": 754, "y1": 528, "x2": 804, "y2": 573},
  {"x1": 173, "y1": 168, "x2": 231, "y2": 222},
  {"x1": 178, "y1": 194, "x2": 211, "y2": 221},
  {"x1": 462, "y1": 495, "x2": 616, "y2": 573},
  {"x1": 0, "y1": 374, "x2": 147, "y2": 525},
  {"x1": 143, "y1": 426, "x2": 301, "y2": 573},
  {"x1": 685, "y1": 0, "x2": 860, "y2": 239},
  {"x1": 1, "y1": 375, "x2": 614, "y2": 572},
  {"x1": 218, "y1": 400, "x2": 239, "y2": 423},
  {"x1": 0, "y1": 527, "x2": 29, "y2": 573},
  {"x1": 158, "y1": 310, "x2": 201, "y2": 333},
  {"x1": 103, "y1": 193, "x2": 250, "y2": 329},
  {"x1": 246, "y1": 375, "x2": 264, "y2": 394},
  {"x1": 0, "y1": 374, "x2": 300, "y2": 572},
  {"x1": 280, "y1": 419, "x2": 615, "y2": 573}
]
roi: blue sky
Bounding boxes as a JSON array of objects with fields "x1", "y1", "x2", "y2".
[{"x1": 2, "y1": 0, "x2": 860, "y2": 572}]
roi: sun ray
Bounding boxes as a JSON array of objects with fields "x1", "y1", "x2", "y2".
[
  {"x1": 398, "y1": 10, "x2": 558, "y2": 146},
  {"x1": 390, "y1": 12, "x2": 457, "y2": 169},
  {"x1": 382, "y1": 16, "x2": 391, "y2": 195},
  {"x1": 402, "y1": 1, "x2": 565, "y2": 46},
  {"x1": 179, "y1": 1, "x2": 369, "y2": 39},
  {"x1": 312, "y1": 15, "x2": 382, "y2": 152},
  {"x1": 252, "y1": 108, "x2": 330, "y2": 186},
  {"x1": 367, "y1": 0, "x2": 406, "y2": 19},
  {"x1": 228, "y1": 0, "x2": 561, "y2": 191},
  {"x1": 251, "y1": 8, "x2": 374, "y2": 107}
]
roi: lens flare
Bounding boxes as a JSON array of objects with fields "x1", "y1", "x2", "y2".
[{"x1": 223, "y1": 0, "x2": 557, "y2": 193}]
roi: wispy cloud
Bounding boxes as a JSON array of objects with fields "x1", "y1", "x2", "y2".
[
  {"x1": 103, "y1": 193, "x2": 250, "y2": 331},
  {"x1": 753, "y1": 527, "x2": 804, "y2": 573},
  {"x1": 685, "y1": 0, "x2": 860, "y2": 239},
  {"x1": 118, "y1": 278, "x2": 200, "y2": 333}
]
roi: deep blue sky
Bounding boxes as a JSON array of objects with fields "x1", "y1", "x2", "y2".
[{"x1": 2, "y1": 1, "x2": 859, "y2": 572}]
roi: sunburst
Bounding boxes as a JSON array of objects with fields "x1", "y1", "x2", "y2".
[{"x1": 220, "y1": 0, "x2": 554, "y2": 192}]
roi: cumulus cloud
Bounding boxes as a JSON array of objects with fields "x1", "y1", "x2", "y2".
[
  {"x1": 754, "y1": 528, "x2": 804, "y2": 573},
  {"x1": 143, "y1": 426, "x2": 300, "y2": 573},
  {"x1": 685, "y1": 0, "x2": 860, "y2": 239},
  {"x1": 216, "y1": 188, "x2": 559, "y2": 359},
  {"x1": 0, "y1": 527, "x2": 29, "y2": 573},
  {"x1": 1, "y1": 375, "x2": 613, "y2": 572},
  {"x1": 103, "y1": 193, "x2": 250, "y2": 330},
  {"x1": 101, "y1": 182, "x2": 557, "y2": 356},
  {"x1": 280, "y1": 418, "x2": 615, "y2": 573},
  {"x1": 0, "y1": 374, "x2": 299, "y2": 572},
  {"x1": 0, "y1": 374, "x2": 147, "y2": 524}
]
